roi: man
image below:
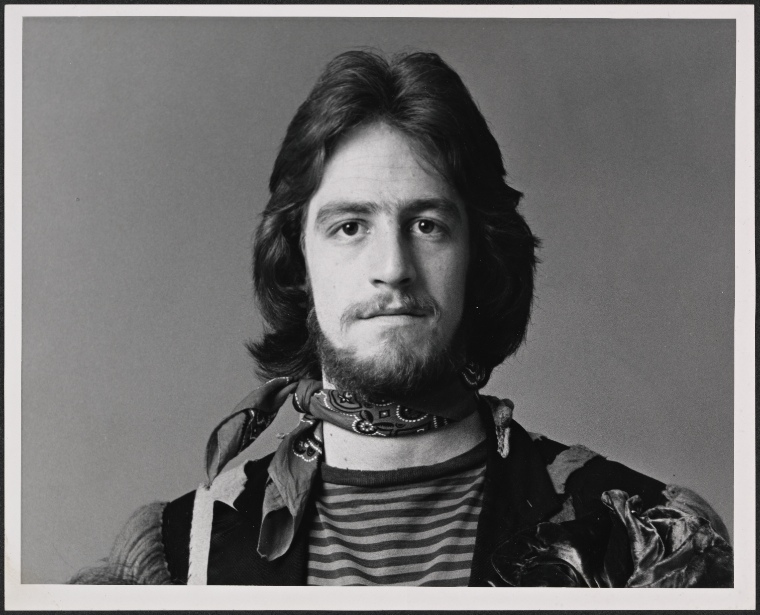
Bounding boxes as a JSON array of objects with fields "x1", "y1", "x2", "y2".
[{"x1": 72, "y1": 49, "x2": 732, "y2": 587}]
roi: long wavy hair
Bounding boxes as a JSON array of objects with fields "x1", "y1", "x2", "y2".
[{"x1": 248, "y1": 50, "x2": 539, "y2": 385}]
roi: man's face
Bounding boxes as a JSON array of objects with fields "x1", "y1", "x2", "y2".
[{"x1": 303, "y1": 122, "x2": 470, "y2": 393}]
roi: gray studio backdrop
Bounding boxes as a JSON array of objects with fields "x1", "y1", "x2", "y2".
[{"x1": 22, "y1": 18, "x2": 735, "y2": 583}]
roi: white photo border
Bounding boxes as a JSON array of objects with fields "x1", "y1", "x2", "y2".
[{"x1": 5, "y1": 3, "x2": 755, "y2": 610}]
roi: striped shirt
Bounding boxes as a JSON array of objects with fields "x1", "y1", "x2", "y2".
[{"x1": 306, "y1": 441, "x2": 487, "y2": 586}]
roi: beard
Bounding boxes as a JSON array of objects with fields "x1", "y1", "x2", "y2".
[{"x1": 306, "y1": 306, "x2": 467, "y2": 401}]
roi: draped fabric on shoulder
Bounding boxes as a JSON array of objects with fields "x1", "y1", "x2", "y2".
[
  {"x1": 604, "y1": 488, "x2": 733, "y2": 587},
  {"x1": 204, "y1": 377, "x2": 298, "y2": 486},
  {"x1": 490, "y1": 442, "x2": 734, "y2": 589},
  {"x1": 69, "y1": 502, "x2": 172, "y2": 584}
]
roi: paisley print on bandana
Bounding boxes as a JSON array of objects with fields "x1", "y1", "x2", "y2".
[
  {"x1": 291, "y1": 414, "x2": 323, "y2": 462},
  {"x1": 312, "y1": 389, "x2": 454, "y2": 437},
  {"x1": 292, "y1": 431, "x2": 323, "y2": 462}
]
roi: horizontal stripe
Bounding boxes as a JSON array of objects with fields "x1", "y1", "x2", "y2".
[
  {"x1": 310, "y1": 572, "x2": 473, "y2": 586},
  {"x1": 309, "y1": 558, "x2": 473, "y2": 576},
  {"x1": 315, "y1": 497, "x2": 481, "y2": 522},
  {"x1": 312, "y1": 495, "x2": 484, "y2": 524},
  {"x1": 317, "y1": 483, "x2": 482, "y2": 509},
  {"x1": 310, "y1": 513, "x2": 481, "y2": 539},
  {"x1": 310, "y1": 516, "x2": 480, "y2": 542},
  {"x1": 311, "y1": 530, "x2": 474, "y2": 561},
  {"x1": 308, "y1": 527, "x2": 479, "y2": 552},
  {"x1": 317, "y1": 470, "x2": 484, "y2": 498},
  {"x1": 309, "y1": 545, "x2": 476, "y2": 568},
  {"x1": 309, "y1": 531, "x2": 478, "y2": 552},
  {"x1": 308, "y1": 559, "x2": 474, "y2": 585}
]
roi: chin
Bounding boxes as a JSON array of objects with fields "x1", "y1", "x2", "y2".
[
  {"x1": 357, "y1": 325, "x2": 437, "y2": 353},
  {"x1": 321, "y1": 332, "x2": 463, "y2": 399},
  {"x1": 354, "y1": 344, "x2": 431, "y2": 373},
  {"x1": 351, "y1": 327, "x2": 444, "y2": 365}
]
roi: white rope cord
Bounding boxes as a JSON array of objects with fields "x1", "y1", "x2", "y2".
[
  {"x1": 187, "y1": 464, "x2": 249, "y2": 585},
  {"x1": 482, "y1": 396, "x2": 513, "y2": 459}
]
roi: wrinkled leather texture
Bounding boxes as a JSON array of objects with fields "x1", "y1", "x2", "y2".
[
  {"x1": 490, "y1": 508, "x2": 631, "y2": 587},
  {"x1": 491, "y1": 489, "x2": 733, "y2": 588}
]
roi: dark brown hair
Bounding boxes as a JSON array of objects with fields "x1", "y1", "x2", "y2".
[{"x1": 248, "y1": 49, "x2": 539, "y2": 385}]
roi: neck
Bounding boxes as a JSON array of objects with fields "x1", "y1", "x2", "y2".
[{"x1": 321, "y1": 408, "x2": 485, "y2": 471}]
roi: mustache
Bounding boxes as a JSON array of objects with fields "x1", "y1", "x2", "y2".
[{"x1": 340, "y1": 293, "x2": 440, "y2": 328}]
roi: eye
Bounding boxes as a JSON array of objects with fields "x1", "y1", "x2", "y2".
[
  {"x1": 414, "y1": 220, "x2": 437, "y2": 234},
  {"x1": 340, "y1": 222, "x2": 360, "y2": 236}
]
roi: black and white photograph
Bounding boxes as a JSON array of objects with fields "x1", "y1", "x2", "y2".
[{"x1": 5, "y1": 4, "x2": 754, "y2": 610}]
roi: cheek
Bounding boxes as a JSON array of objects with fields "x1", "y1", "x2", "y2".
[
  {"x1": 430, "y1": 247, "x2": 469, "y2": 321},
  {"x1": 304, "y1": 237, "x2": 331, "y2": 294},
  {"x1": 309, "y1": 268, "x2": 338, "y2": 314},
  {"x1": 304, "y1": 247, "x2": 352, "y2": 333}
]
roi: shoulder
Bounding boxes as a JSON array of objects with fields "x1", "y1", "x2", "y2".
[
  {"x1": 493, "y1": 422, "x2": 733, "y2": 587},
  {"x1": 527, "y1": 429, "x2": 729, "y2": 541},
  {"x1": 525, "y1": 428, "x2": 728, "y2": 533},
  {"x1": 527, "y1": 431, "x2": 668, "y2": 514}
]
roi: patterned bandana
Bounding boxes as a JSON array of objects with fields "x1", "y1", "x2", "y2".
[
  {"x1": 295, "y1": 386, "x2": 460, "y2": 436},
  {"x1": 203, "y1": 375, "x2": 481, "y2": 560}
]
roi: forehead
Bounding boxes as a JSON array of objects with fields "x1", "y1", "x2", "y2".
[{"x1": 305, "y1": 123, "x2": 465, "y2": 221}]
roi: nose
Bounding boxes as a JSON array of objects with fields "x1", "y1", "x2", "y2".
[{"x1": 370, "y1": 228, "x2": 416, "y2": 289}]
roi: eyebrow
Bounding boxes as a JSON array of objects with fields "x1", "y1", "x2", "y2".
[
  {"x1": 313, "y1": 198, "x2": 463, "y2": 229},
  {"x1": 314, "y1": 201, "x2": 381, "y2": 228}
]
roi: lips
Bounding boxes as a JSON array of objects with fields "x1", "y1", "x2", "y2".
[
  {"x1": 364, "y1": 307, "x2": 427, "y2": 318},
  {"x1": 341, "y1": 295, "x2": 439, "y2": 328}
]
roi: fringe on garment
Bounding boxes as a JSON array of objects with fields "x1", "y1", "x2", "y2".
[{"x1": 68, "y1": 502, "x2": 173, "y2": 584}]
